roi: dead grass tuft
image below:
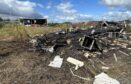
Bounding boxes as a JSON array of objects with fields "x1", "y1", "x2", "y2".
[{"x1": 0, "y1": 23, "x2": 69, "y2": 41}]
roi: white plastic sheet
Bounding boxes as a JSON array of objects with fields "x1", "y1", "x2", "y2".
[
  {"x1": 93, "y1": 72, "x2": 120, "y2": 84},
  {"x1": 48, "y1": 56, "x2": 63, "y2": 68}
]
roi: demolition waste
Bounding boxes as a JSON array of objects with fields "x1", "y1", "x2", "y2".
[{"x1": 29, "y1": 22, "x2": 130, "y2": 83}]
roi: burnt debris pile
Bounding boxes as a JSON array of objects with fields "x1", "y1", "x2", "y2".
[
  {"x1": 29, "y1": 21, "x2": 130, "y2": 83},
  {"x1": 30, "y1": 22, "x2": 127, "y2": 53}
]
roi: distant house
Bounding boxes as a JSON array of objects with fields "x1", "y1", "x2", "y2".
[{"x1": 20, "y1": 19, "x2": 47, "y2": 27}]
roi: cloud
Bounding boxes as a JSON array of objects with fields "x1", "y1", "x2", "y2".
[
  {"x1": 56, "y1": 15, "x2": 76, "y2": 22},
  {"x1": 78, "y1": 14, "x2": 95, "y2": 21},
  {"x1": 56, "y1": 2, "x2": 77, "y2": 14},
  {"x1": 37, "y1": 3, "x2": 44, "y2": 8},
  {"x1": 56, "y1": 14, "x2": 95, "y2": 22},
  {"x1": 43, "y1": 15, "x2": 49, "y2": 19},
  {"x1": 54, "y1": 2, "x2": 95, "y2": 22},
  {"x1": 46, "y1": 2, "x2": 52, "y2": 9},
  {"x1": 101, "y1": 0, "x2": 131, "y2": 21},
  {"x1": 46, "y1": 5, "x2": 51, "y2": 9},
  {"x1": 102, "y1": 11, "x2": 131, "y2": 21},
  {"x1": 102, "y1": 0, "x2": 131, "y2": 10},
  {"x1": 0, "y1": 14, "x2": 20, "y2": 20},
  {"x1": 0, "y1": 0, "x2": 43, "y2": 18}
]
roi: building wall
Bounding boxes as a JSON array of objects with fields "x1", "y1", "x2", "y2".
[{"x1": 22, "y1": 19, "x2": 47, "y2": 27}]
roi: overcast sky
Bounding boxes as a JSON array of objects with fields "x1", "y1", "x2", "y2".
[{"x1": 0, "y1": 0, "x2": 131, "y2": 22}]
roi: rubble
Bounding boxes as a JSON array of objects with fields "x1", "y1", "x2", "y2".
[
  {"x1": 29, "y1": 24, "x2": 127, "y2": 53},
  {"x1": 28, "y1": 21, "x2": 130, "y2": 83}
]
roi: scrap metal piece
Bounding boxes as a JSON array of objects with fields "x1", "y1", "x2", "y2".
[
  {"x1": 80, "y1": 36, "x2": 103, "y2": 51},
  {"x1": 80, "y1": 36, "x2": 96, "y2": 50}
]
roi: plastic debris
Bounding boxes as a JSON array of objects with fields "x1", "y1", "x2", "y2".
[
  {"x1": 67, "y1": 39, "x2": 71, "y2": 44},
  {"x1": 84, "y1": 52, "x2": 90, "y2": 58},
  {"x1": 101, "y1": 66, "x2": 110, "y2": 70},
  {"x1": 42, "y1": 46, "x2": 54, "y2": 53},
  {"x1": 127, "y1": 48, "x2": 131, "y2": 50},
  {"x1": 113, "y1": 53, "x2": 118, "y2": 62},
  {"x1": 48, "y1": 55, "x2": 63, "y2": 68},
  {"x1": 93, "y1": 72, "x2": 120, "y2": 84},
  {"x1": 119, "y1": 50, "x2": 129, "y2": 56},
  {"x1": 67, "y1": 57, "x2": 84, "y2": 70},
  {"x1": 70, "y1": 68, "x2": 90, "y2": 80}
]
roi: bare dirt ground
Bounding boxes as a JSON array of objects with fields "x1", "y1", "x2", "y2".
[{"x1": 0, "y1": 41, "x2": 131, "y2": 84}]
